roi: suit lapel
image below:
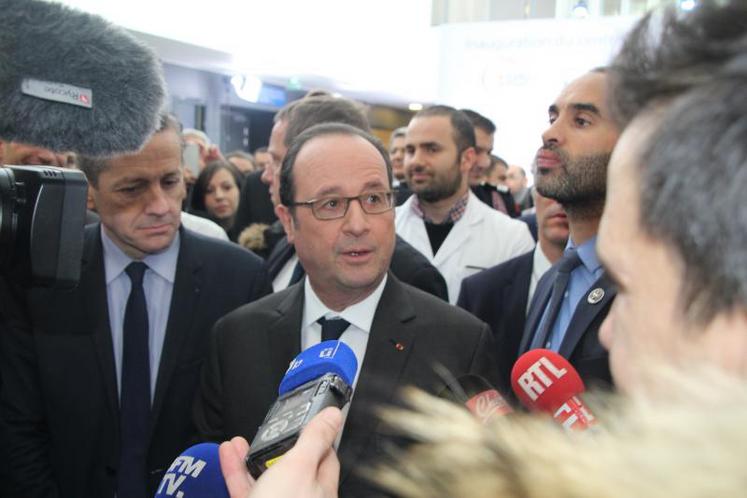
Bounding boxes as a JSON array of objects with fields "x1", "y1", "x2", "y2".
[
  {"x1": 519, "y1": 266, "x2": 556, "y2": 354},
  {"x1": 337, "y1": 275, "x2": 417, "y2": 485},
  {"x1": 558, "y1": 273, "x2": 616, "y2": 358},
  {"x1": 266, "y1": 284, "x2": 304, "y2": 380},
  {"x1": 87, "y1": 227, "x2": 120, "y2": 422},
  {"x1": 150, "y1": 231, "x2": 203, "y2": 431}
]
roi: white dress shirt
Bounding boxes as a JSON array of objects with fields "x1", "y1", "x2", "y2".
[
  {"x1": 300, "y1": 274, "x2": 388, "y2": 446},
  {"x1": 101, "y1": 226, "x2": 179, "y2": 400}
]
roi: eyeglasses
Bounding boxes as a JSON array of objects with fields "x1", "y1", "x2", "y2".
[{"x1": 289, "y1": 191, "x2": 395, "y2": 220}]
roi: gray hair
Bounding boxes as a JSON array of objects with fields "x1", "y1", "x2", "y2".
[
  {"x1": 610, "y1": 1, "x2": 747, "y2": 324},
  {"x1": 78, "y1": 113, "x2": 181, "y2": 187}
]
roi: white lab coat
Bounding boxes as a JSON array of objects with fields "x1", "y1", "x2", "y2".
[{"x1": 395, "y1": 191, "x2": 535, "y2": 303}]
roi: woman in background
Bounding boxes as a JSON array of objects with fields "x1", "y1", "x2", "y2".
[{"x1": 190, "y1": 160, "x2": 243, "y2": 240}]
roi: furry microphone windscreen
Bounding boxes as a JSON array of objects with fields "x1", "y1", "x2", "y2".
[{"x1": 0, "y1": 0, "x2": 166, "y2": 156}]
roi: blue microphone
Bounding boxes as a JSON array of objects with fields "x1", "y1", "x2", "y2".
[
  {"x1": 246, "y1": 340, "x2": 358, "y2": 478},
  {"x1": 278, "y1": 340, "x2": 358, "y2": 395},
  {"x1": 154, "y1": 443, "x2": 228, "y2": 498}
]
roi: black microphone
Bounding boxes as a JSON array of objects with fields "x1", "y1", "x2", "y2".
[{"x1": 0, "y1": 0, "x2": 166, "y2": 156}]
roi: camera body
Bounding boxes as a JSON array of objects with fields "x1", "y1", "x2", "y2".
[{"x1": 0, "y1": 165, "x2": 87, "y2": 288}]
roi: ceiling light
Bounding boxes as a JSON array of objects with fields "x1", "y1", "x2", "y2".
[
  {"x1": 231, "y1": 74, "x2": 262, "y2": 103},
  {"x1": 679, "y1": 0, "x2": 697, "y2": 11},
  {"x1": 571, "y1": 1, "x2": 589, "y2": 18},
  {"x1": 408, "y1": 103, "x2": 423, "y2": 111}
]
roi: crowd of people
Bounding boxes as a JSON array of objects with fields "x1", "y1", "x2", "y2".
[{"x1": 0, "y1": 0, "x2": 745, "y2": 497}]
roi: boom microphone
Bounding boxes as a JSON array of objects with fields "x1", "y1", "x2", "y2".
[
  {"x1": 154, "y1": 443, "x2": 228, "y2": 498},
  {"x1": 511, "y1": 349, "x2": 596, "y2": 430},
  {"x1": 0, "y1": 0, "x2": 166, "y2": 156},
  {"x1": 438, "y1": 373, "x2": 513, "y2": 424},
  {"x1": 246, "y1": 340, "x2": 358, "y2": 478}
]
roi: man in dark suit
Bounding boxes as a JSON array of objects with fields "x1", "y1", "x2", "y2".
[
  {"x1": 458, "y1": 191, "x2": 568, "y2": 387},
  {"x1": 194, "y1": 123, "x2": 500, "y2": 497},
  {"x1": 0, "y1": 116, "x2": 272, "y2": 498},
  {"x1": 517, "y1": 68, "x2": 620, "y2": 389}
]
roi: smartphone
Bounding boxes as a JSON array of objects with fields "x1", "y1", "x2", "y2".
[{"x1": 182, "y1": 142, "x2": 201, "y2": 177}]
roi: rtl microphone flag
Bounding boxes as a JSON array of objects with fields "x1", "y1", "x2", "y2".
[
  {"x1": 511, "y1": 349, "x2": 596, "y2": 430},
  {"x1": 154, "y1": 443, "x2": 228, "y2": 498}
]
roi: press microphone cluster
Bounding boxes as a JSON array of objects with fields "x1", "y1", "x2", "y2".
[
  {"x1": 511, "y1": 349, "x2": 596, "y2": 430},
  {"x1": 155, "y1": 340, "x2": 358, "y2": 496}
]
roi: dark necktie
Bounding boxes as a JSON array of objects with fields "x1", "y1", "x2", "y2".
[
  {"x1": 531, "y1": 250, "x2": 582, "y2": 350},
  {"x1": 317, "y1": 316, "x2": 351, "y2": 342},
  {"x1": 289, "y1": 260, "x2": 305, "y2": 285},
  {"x1": 118, "y1": 262, "x2": 151, "y2": 498}
]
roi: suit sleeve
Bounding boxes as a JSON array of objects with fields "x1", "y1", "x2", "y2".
[
  {"x1": 456, "y1": 278, "x2": 473, "y2": 311},
  {"x1": 408, "y1": 266, "x2": 449, "y2": 302},
  {"x1": 0, "y1": 283, "x2": 60, "y2": 498},
  {"x1": 193, "y1": 317, "x2": 227, "y2": 443},
  {"x1": 467, "y1": 321, "x2": 510, "y2": 396},
  {"x1": 249, "y1": 264, "x2": 273, "y2": 303}
]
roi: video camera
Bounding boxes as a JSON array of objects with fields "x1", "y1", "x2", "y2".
[{"x1": 0, "y1": 165, "x2": 87, "y2": 289}]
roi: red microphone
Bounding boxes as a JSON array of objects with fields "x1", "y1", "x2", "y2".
[
  {"x1": 438, "y1": 374, "x2": 513, "y2": 424},
  {"x1": 510, "y1": 349, "x2": 596, "y2": 430}
]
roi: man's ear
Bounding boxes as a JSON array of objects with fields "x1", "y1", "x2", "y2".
[
  {"x1": 459, "y1": 147, "x2": 476, "y2": 176},
  {"x1": 276, "y1": 204, "x2": 296, "y2": 244}
]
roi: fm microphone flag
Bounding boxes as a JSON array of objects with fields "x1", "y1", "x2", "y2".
[
  {"x1": 511, "y1": 349, "x2": 596, "y2": 430},
  {"x1": 154, "y1": 443, "x2": 229, "y2": 498},
  {"x1": 0, "y1": 0, "x2": 166, "y2": 156}
]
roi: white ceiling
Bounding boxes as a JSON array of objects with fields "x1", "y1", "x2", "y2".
[{"x1": 58, "y1": 0, "x2": 438, "y2": 107}]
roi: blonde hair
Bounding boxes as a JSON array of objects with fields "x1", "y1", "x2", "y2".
[{"x1": 373, "y1": 367, "x2": 747, "y2": 498}]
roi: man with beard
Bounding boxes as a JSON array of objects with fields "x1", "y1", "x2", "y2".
[
  {"x1": 517, "y1": 68, "x2": 620, "y2": 387},
  {"x1": 396, "y1": 105, "x2": 534, "y2": 304}
]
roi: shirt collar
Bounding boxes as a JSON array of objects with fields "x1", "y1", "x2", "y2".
[
  {"x1": 410, "y1": 190, "x2": 469, "y2": 224},
  {"x1": 566, "y1": 235, "x2": 601, "y2": 274},
  {"x1": 101, "y1": 225, "x2": 180, "y2": 285},
  {"x1": 302, "y1": 274, "x2": 388, "y2": 334},
  {"x1": 533, "y1": 244, "x2": 552, "y2": 277}
]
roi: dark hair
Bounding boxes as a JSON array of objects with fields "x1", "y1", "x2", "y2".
[
  {"x1": 254, "y1": 146, "x2": 268, "y2": 154},
  {"x1": 609, "y1": 1, "x2": 747, "y2": 323},
  {"x1": 283, "y1": 96, "x2": 370, "y2": 147},
  {"x1": 461, "y1": 109, "x2": 496, "y2": 134},
  {"x1": 413, "y1": 105, "x2": 476, "y2": 154},
  {"x1": 78, "y1": 113, "x2": 181, "y2": 187},
  {"x1": 279, "y1": 123, "x2": 393, "y2": 209},
  {"x1": 390, "y1": 126, "x2": 407, "y2": 143},
  {"x1": 190, "y1": 160, "x2": 243, "y2": 213}
]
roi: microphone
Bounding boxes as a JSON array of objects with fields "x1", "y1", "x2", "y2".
[
  {"x1": 0, "y1": 0, "x2": 166, "y2": 156},
  {"x1": 438, "y1": 373, "x2": 513, "y2": 424},
  {"x1": 511, "y1": 349, "x2": 596, "y2": 430},
  {"x1": 154, "y1": 443, "x2": 228, "y2": 498},
  {"x1": 246, "y1": 340, "x2": 358, "y2": 478}
]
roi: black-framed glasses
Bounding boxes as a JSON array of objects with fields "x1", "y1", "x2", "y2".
[{"x1": 289, "y1": 191, "x2": 395, "y2": 220}]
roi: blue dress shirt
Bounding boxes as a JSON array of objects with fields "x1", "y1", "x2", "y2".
[{"x1": 538, "y1": 235, "x2": 603, "y2": 351}]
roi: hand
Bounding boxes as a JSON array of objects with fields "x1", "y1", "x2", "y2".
[{"x1": 219, "y1": 407, "x2": 343, "y2": 498}]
